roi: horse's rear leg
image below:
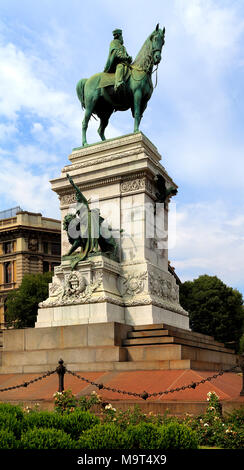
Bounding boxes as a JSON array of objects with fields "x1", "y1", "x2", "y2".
[
  {"x1": 82, "y1": 106, "x2": 94, "y2": 146},
  {"x1": 98, "y1": 111, "x2": 112, "y2": 141}
]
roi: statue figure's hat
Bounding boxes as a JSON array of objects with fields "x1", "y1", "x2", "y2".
[{"x1": 112, "y1": 29, "x2": 122, "y2": 36}]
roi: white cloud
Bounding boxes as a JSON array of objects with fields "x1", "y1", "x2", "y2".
[
  {"x1": 0, "y1": 40, "x2": 80, "y2": 141},
  {"x1": 0, "y1": 151, "x2": 59, "y2": 217},
  {"x1": 169, "y1": 200, "x2": 244, "y2": 290},
  {"x1": 14, "y1": 145, "x2": 59, "y2": 167},
  {"x1": 0, "y1": 122, "x2": 17, "y2": 139},
  {"x1": 177, "y1": 0, "x2": 244, "y2": 70}
]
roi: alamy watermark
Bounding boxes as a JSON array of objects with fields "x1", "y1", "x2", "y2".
[{"x1": 66, "y1": 197, "x2": 177, "y2": 250}]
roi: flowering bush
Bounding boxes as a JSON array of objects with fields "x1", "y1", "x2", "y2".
[
  {"x1": 102, "y1": 404, "x2": 165, "y2": 428},
  {"x1": 53, "y1": 389, "x2": 101, "y2": 413},
  {"x1": 53, "y1": 389, "x2": 77, "y2": 413},
  {"x1": 186, "y1": 391, "x2": 244, "y2": 449}
]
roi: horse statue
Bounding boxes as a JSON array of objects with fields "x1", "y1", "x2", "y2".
[{"x1": 76, "y1": 24, "x2": 165, "y2": 146}]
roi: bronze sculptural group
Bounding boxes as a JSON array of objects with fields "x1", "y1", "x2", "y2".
[
  {"x1": 76, "y1": 24, "x2": 165, "y2": 146},
  {"x1": 63, "y1": 175, "x2": 119, "y2": 268}
]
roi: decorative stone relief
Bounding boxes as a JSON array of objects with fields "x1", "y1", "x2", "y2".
[
  {"x1": 121, "y1": 177, "x2": 152, "y2": 194},
  {"x1": 148, "y1": 271, "x2": 179, "y2": 303},
  {"x1": 59, "y1": 193, "x2": 77, "y2": 206},
  {"x1": 121, "y1": 271, "x2": 147, "y2": 296},
  {"x1": 39, "y1": 271, "x2": 103, "y2": 307},
  {"x1": 28, "y1": 237, "x2": 38, "y2": 252}
]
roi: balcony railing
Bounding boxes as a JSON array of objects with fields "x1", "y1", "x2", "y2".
[{"x1": 0, "y1": 282, "x2": 16, "y2": 290}]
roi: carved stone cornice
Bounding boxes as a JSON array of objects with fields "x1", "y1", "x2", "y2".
[
  {"x1": 120, "y1": 176, "x2": 153, "y2": 194},
  {"x1": 62, "y1": 148, "x2": 143, "y2": 174}
]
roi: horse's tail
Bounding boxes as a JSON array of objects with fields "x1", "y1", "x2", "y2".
[{"x1": 76, "y1": 78, "x2": 87, "y2": 109}]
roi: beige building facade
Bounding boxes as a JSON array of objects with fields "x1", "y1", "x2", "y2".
[{"x1": 0, "y1": 208, "x2": 61, "y2": 326}]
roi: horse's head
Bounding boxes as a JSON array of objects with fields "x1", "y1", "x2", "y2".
[{"x1": 150, "y1": 24, "x2": 165, "y2": 65}]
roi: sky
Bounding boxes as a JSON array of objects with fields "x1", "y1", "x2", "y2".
[{"x1": 0, "y1": 0, "x2": 243, "y2": 296}]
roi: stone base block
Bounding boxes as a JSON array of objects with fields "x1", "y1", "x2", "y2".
[
  {"x1": 35, "y1": 302, "x2": 125, "y2": 328},
  {"x1": 36, "y1": 301, "x2": 189, "y2": 330},
  {"x1": 0, "y1": 321, "x2": 237, "y2": 374},
  {"x1": 125, "y1": 304, "x2": 190, "y2": 329}
]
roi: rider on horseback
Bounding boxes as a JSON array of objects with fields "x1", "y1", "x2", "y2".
[{"x1": 104, "y1": 29, "x2": 132, "y2": 92}]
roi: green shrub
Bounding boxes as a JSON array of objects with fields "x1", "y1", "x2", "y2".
[
  {"x1": 24, "y1": 408, "x2": 99, "y2": 440},
  {"x1": 225, "y1": 407, "x2": 244, "y2": 427},
  {"x1": 124, "y1": 422, "x2": 161, "y2": 449},
  {"x1": 61, "y1": 409, "x2": 100, "y2": 440},
  {"x1": 24, "y1": 410, "x2": 63, "y2": 430},
  {"x1": 0, "y1": 403, "x2": 25, "y2": 439},
  {"x1": 0, "y1": 403, "x2": 24, "y2": 419},
  {"x1": 157, "y1": 422, "x2": 198, "y2": 449},
  {"x1": 77, "y1": 423, "x2": 128, "y2": 449},
  {"x1": 20, "y1": 427, "x2": 75, "y2": 449},
  {"x1": 0, "y1": 429, "x2": 18, "y2": 449}
]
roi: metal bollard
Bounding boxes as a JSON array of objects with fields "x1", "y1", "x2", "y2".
[{"x1": 56, "y1": 358, "x2": 66, "y2": 393}]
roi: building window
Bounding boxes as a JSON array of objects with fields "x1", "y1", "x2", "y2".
[
  {"x1": 4, "y1": 262, "x2": 12, "y2": 284},
  {"x1": 51, "y1": 243, "x2": 61, "y2": 255},
  {"x1": 3, "y1": 242, "x2": 13, "y2": 254},
  {"x1": 43, "y1": 242, "x2": 49, "y2": 254},
  {"x1": 43, "y1": 261, "x2": 50, "y2": 273}
]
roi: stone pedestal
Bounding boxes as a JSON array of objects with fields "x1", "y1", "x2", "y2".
[{"x1": 36, "y1": 132, "x2": 189, "y2": 329}]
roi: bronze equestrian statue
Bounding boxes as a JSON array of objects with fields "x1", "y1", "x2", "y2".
[{"x1": 76, "y1": 24, "x2": 165, "y2": 146}]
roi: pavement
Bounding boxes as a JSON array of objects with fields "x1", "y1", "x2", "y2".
[{"x1": 0, "y1": 369, "x2": 243, "y2": 414}]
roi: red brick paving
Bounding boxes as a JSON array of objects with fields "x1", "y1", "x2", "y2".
[{"x1": 0, "y1": 370, "x2": 243, "y2": 406}]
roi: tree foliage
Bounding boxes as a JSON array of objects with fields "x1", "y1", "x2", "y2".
[
  {"x1": 5, "y1": 272, "x2": 52, "y2": 328},
  {"x1": 179, "y1": 275, "x2": 244, "y2": 349}
]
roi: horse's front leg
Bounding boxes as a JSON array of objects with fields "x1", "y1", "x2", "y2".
[{"x1": 133, "y1": 89, "x2": 142, "y2": 133}]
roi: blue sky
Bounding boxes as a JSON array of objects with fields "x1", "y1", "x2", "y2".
[{"x1": 0, "y1": 0, "x2": 243, "y2": 296}]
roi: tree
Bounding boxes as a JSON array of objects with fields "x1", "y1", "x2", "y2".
[
  {"x1": 5, "y1": 272, "x2": 53, "y2": 328},
  {"x1": 179, "y1": 275, "x2": 244, "y2": 350}
]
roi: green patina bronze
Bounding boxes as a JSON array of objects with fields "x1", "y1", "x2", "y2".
[
  {"x1": 63, "y1": 174, "x2": 119, "y2": 269},
  {"x1": 154, "y1": 174, "x2": 178, "y2": 203},
  {"x1": 76, "y1": 24, "x2": 165, "y2": 146}
]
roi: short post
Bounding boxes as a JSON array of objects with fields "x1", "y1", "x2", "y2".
[
  {"x1": 56, "y1": 358, "x2": 66, "y2": 393},
  {"x1": 239, "y1": 354, "x2": 244, "y2": 396}
]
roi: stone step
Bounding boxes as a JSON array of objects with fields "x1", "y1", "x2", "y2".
[
  {"x1": 127, "y1": 329, "x2": 224, "y2": 348},
  {"x1": 128, "y1": 327, "x2": 225, "y2": 348},
  {"x1": 123, "y1": 335, "x2": 232, "y2": 354},
  {"x1": 127, "y1": 330, "x2": 170, "y2": 338},
  {"x1": 124, "y1": 336, "x2": 175, "y2": 346},
  {"x1": 125, "y1": 323, "x2": 230, "y2": 351},
  {"x1": 124, "y1": 343, "x2": 237, "y2": 366},
  {"x1": 131, "y1": 324, "x2": 221, "y2": 344}
]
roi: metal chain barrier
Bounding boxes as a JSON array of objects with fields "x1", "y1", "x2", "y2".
[
  {"x1": 0, "y1": 359, "x2": 242, "y2": 400},
  {"x1": 66, "y1": 364, "x2": 240, "y2": 401},
  {"x1": 0, "y1": 370, "x2": 56, "y2": 393}
]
